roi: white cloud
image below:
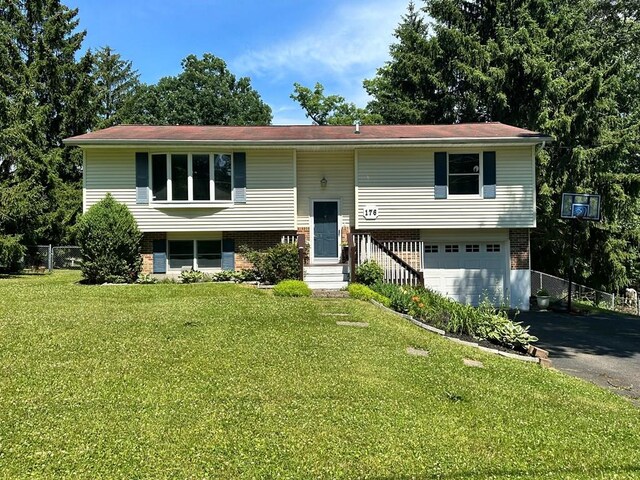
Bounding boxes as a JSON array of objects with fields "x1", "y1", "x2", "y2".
[{"x1": 232, "y1": 1, "x2": 407, "y2": 82}]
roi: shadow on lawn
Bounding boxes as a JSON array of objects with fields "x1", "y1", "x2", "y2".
[
  {"x1": 371, "y1": 464, "x2": 640, "y2": 479},
  {"x1": 519, "y1": 309, "x2": 640, "y2": 359}
]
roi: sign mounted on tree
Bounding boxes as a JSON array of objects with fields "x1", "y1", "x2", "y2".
[{"x1": 560, "y1": 193, "x2": 601, "y2": 221}]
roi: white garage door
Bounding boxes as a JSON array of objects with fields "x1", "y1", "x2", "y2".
[{"x1": 423, "y1": 242, "x2": 506, "y2": 306}]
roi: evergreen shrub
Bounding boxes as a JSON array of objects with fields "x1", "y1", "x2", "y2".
[
  {"x1": 240, "y1": 243, "x2": 300, "y2": 284},
  {"x1": 0, "y1": 235, "x2": 25, "y2": 273},
  {"x1": 75, "y1": 194, "x2": 142, "y2": 284}
]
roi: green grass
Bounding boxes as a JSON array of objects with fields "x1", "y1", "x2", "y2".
[{"x1": 1, "y1": 271, "x2": 639, "y2": 479}]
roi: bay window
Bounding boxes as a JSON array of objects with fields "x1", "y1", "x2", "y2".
[{"x1": 151, "y1": 153, "x2": 232, "y2": 202}]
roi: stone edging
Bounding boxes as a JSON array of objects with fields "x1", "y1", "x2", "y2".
[{"x1": 369, "y1": 299, "x2": 552, "y2": 368}]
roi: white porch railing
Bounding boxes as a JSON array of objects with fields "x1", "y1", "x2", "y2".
[
  {"x1": 281, "y1": 234, "x2": 298, "y2": 245},
  {"x1": 351, "y1": 233, "x2": 424, "y2": 286}
]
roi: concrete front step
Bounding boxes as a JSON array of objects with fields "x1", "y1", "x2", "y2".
[
  {"x1": 306, "y1": 281, "x2": 348, "y2": 290},
  {"x1": 304, "y1": 264, "x2": 349, "y2": 290}
]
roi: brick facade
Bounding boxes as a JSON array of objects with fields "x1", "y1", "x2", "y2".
[
  {"x1": 358, "y1": 229, "x2": 421, "y2": 241},
  {"x1": 509, "y1": 228, "x2": 530, "y2": 270},
  {"x1": 223, "y1": 230, "x2": 297, "y2": 269},
  {"x1": 141, "y1": 232, "x2": 167, "y2": 274}
]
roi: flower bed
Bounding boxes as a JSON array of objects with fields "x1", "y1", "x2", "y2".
[{"x1": 363, "y1": 282, "x2": 538, "y2": 352}]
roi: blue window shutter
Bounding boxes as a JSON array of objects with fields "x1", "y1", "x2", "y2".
[
  {"x1": 221, "y1": 239, "x2": 235, "y2": 271},
  {"x1": 152, "y1": 239, "x2": 167, "y2": 274},
  {"x1": 233, "y1": 152, "x2": 246, "y2": 204},
  {"x1": 483, "y1": 151, "x2": 496, "y2": 199},
  {"x1": 135, "y1": 152, "x2": 149, "y2": 204},
  {"x1": 434, "y1": 152, "x2": 447, "y2": 199}
]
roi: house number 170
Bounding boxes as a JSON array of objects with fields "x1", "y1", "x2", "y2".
[{"x1": 363, "y1": 205, "x2": 379, "y2": 220}]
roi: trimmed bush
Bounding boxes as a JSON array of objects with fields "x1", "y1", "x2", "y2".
[
  {"x1": 180, "y1": 270, "x2": 210, "y2": 283},
  {"x1": 0, "y1": 235, "x2": 25, "y2": 273},
  {"x1": 348, "y1": 283, "x2": 391, "y2": 307},
  {"x1": 240, "y1": 243, "x2": 300, "y2": 284},
  {"x1": 355, "y1": 260, "x2": 384, "y2": 286},
  {"x1": 273, "y1": 279, "x2": 311, "y2": 297},
  {"x1": 75, "y1": 194, "x2": 142, "y2": 284}
]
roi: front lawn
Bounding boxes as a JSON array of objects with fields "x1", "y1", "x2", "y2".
[{"x1": 1, "y1": 272, "x2": 639, "y2": 479}]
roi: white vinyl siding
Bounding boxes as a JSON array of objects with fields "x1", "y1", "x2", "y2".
[
  {"x1": 84, "y1": 148, "x2": 295, "y2": 232},
  {"x1": 296, "y1": 151, "x2": 355, "y2": 229},
  {"x1": 356, "y1": 147, "x2": 535, "y2": 229}
]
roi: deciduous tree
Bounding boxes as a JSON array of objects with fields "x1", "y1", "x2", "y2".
[{"x1": 121, "y1": 53, "x2": 272, "y2": 126}]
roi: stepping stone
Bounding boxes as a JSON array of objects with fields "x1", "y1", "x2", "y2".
[
  {"x1": 321, "y1": 313, "x2": 350, "y2": 316},
  {"x1": 463, "y1": 358, "x2": 484, "y2": 368},
  {"x1": 336, "y1": 321, "x2": 369, "y2": 327},
  {"x1": 406, "y1": 347, "x2": 429, "y2": 357}
]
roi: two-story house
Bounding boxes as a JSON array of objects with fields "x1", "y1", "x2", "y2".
[{"x1": 64, "y1": 123, "x2": 551, "y2": 310}]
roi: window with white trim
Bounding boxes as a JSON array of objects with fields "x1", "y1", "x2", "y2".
[
  {"x1": 151, "y1": 153, "x2": 232, "y2": 202},
  {"x1": 486, "y1": 244, "x2": 501, "y2": 253},
  {"x1": 424, "y1": 245, "x2": 439, "y2": 253},
  {"x1": 167, "y1": 239, "x2": 222, "y2": 270},
  {"x1": 448, "y1": 153, "x2": 480, "y2": 195},
  {"x1": 445, "y1": 244, "x2": 459, "y2": 253},
  {"x1": 465, "y1": 244, "x2": 480, "y2": 253}
]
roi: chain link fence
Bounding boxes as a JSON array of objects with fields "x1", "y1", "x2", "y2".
[
  {"x1": 531, "y1": 270, "x2": 615, "y2": 309},
  {"x1": 24, "y1": 245, "x2": 82, "y2": 271}
]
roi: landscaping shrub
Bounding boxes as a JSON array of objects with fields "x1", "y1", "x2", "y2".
[
  {"x1": 75, "y1": 194, "x2": 142, "y2": 284},
  {"x1": 371, "y1": 282, "x2": 414, "y2": 313},
  {"x1": 239, "y1": 243, "x2": 300, "y2": 284},
  {"x1": 180, "y1": 270, "x2": 210, "y2": 283},
  {"x1": 347, "y1": 283, "x2": 391, "y2": 307},
  {"x1": 0, "y1": 235, "x2": 25, "y2": 273},
  {"x1": 136, "y1": 273, "x2": 158, "y2": 284},
  {"x1": 210, "y1": 269, "x2": 256, "y2": 283},
  {"x1": 273, "y1": 279, "x2": 311, "y2": 297},
  {"x1": 355, "y1": 260, "x2": 384, "y2": 286}
]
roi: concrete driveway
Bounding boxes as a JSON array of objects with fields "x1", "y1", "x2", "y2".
[{"x1": 519, "y1": 309, "x2": 640, "y2": 406}]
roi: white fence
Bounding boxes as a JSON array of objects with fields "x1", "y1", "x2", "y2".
[{"x1": 353, "y1": 234, "x2": 424, "y2": 286}]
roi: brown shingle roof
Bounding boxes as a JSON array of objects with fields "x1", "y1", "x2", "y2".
[{"x1": 64, "y1": 123, "x2": 551, "y2": 145}]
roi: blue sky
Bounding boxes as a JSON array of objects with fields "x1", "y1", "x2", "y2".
[{"x1": 66, "y1": 0, "x2": 410, "y2": 124}]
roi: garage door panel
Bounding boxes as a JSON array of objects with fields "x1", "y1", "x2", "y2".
[{"x1": 424, "y1": 243, "x2": 506, "y2": 306}]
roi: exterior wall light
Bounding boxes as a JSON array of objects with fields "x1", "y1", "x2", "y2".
[{"x1": 320, "y1": 176, "x2": 328, "y2": 188}]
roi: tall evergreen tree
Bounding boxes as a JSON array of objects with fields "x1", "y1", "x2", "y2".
[
  {"x1": 92, "y1": 46, "x2": 140, "y2": 129},
  {"x1": 366, "y1": 0, "x2": 640, "y2": 290},
  {"x1": 0, "y1": 0, "x2": 95, "y2": 247}
]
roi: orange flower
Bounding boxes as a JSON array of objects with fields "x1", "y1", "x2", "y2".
[
  {"x1": 418, "y1": 303, "x2": 425, "y2": 308},
  {"x1": 412, "y1": 296, "x2": 420, "y2": 302}
]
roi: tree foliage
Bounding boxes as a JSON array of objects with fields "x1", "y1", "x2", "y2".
[
  {"x1": 290, "y1": 82, "x2": 382, "y2": 125},
  {"x1": 366, "y1": 0, "x2": 640, "y2": 290},
  {"x1": 120, "y1": 53, "x2": 272, "y2": 126},
  {"x1": 92, "y1": 45, "x2": 140, "y2": 129},
  {"x1": 75, "y1": 194, "x2": 142, "y2": 284},
  {"x1": 0, "y1": 0, "x2": 95, "y2": 248}
]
